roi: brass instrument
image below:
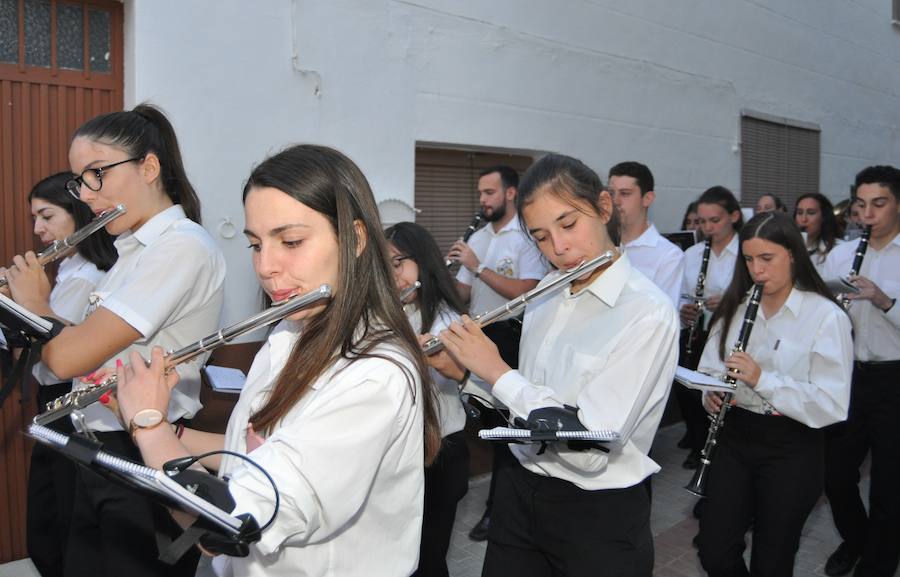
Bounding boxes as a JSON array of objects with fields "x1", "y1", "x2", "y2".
[
  {"x1": 35, "y1": 284, "x2": 333, "y2": 431},
  {"x1": 842, "y1": 225, "x2": 872, "y2": 309},
  {"x1": 685, "y1": 283, "x2": 763, "y2": 497},
  {"x1": 0, "y1": 204, "x2": 126, "y2": 288},
  {"x1": 445, "y1": 211, "x2": 484, "y2": 267},
  {"x1": 399, "y1": 281, "x2": 421, "y2": 302},
  {"x1": 685, "y1": 239, "x2": 712, "y2": 357},
  {"x1": 422, "y1": 250, "x2": 617, "y2": 356}
]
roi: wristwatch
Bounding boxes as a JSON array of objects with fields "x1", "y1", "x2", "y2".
[
  {"x1": 474, "y1": 263, "x2": 487, "y2": 278},
  {"x1": 128, "y1": 408, "x2": 166, "y2": 439}
]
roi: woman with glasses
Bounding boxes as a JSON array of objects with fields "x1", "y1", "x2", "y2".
[
  {"x1": 385, "y1": 221, "x2": 469, "y2": 577},
  {"x1": 5, "y1": 103, "x2": 226, "y2": 577},
  {"x1": 2, "y1": 172, "x2": 116, "y2": 577}
]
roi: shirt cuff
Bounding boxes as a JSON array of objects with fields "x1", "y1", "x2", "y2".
[
  {"x1": 753, "y1": 371, "x2": 777, "y2": 400},
  {"x1": 99, "y1": 298, "x2": 151, "y2": 337},
  {"x1": 884, "y1": 298, "x2": 900, "y2": 330},
  {"x1": 491, "y1": 369, "x2": 529, "y2": 417}
]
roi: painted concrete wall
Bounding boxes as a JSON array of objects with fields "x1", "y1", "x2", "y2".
[{"x1": 126, "y1": 0, "x2": 900, "y2": 324}]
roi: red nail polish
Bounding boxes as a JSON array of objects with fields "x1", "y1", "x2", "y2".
[
  {"x1": 99, "y1": 393, "x2": 110, "y2": 405},
  {"x1": 116, "y1": 359, "x2": 123, "y2": 368}
]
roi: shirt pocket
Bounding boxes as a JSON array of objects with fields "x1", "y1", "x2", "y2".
[
  {"x1": 494, "y1": 255, "x2": 516, "y2": 278},
  {"x1": 773, "y1": 339, "x2": 809, "y2": 381},
  {"x1": 569, "y1": 348, "x2": 610, "y2": 398}
]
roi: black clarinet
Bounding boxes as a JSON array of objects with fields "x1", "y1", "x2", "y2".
[
  {"x1": 685, "y1": 239, "x2": 712, "y2": 357},
  {"x1": 842, "y1": 225, "x2": 872, "y2": 309},
  {"x1": 445, "y1": 211, "x2": 484, "y2": 267},
  {"x1": 685, "y1": 283, "x2": 763, "y2": 497}
]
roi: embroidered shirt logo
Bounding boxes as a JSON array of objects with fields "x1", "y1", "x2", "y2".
[{"x1": 495, "y1": 257, "x2": 515, "y2": 278}]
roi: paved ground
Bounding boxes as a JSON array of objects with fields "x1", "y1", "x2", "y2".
[
  {"x1": 448, "y1": 422, "x2": 889, "y2": 577},
  {"x1": 1, "y1": 422, "x2": 889, "y2": 577}
]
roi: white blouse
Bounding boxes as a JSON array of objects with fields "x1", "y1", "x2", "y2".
[
  {"x1": 71, "y1": 205, "x2": 226, "y2": 432},
  {"x1": 32, "y1": 253, "x2": 105, "y2": 386},
  {"x1": 491, "y1": 253, "x2": 679, "y2": 491},
  {"x1": 405, "y1": 304, "x2": 467, "y2": 438},
  {"x1": 823, "y1": 233, "x2": 900, "y2": 362},
  {"x1": 215, "y1": 321, "x2": 424, "y2": 577},
  {"x1": 698, "y1": 288, "x2": 853, "y2": 428},
  {"x1": 681, "y1": 234, "x2": 739, "y2": 306}
]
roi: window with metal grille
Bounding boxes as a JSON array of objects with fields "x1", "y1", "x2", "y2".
[
  {"x1": 740, "y1": 111, "x2": 821, "y2": 214},
  {"x1": 414, "y1": 147, "x2": 534, "y2": 256}
]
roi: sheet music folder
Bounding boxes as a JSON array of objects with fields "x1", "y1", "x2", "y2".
[
  {"x1": 478, "y1": 406, "x2": 620, "y2": 452},
  {"x1": 675, "y1": 366, "x2": 737, "y2": 393},
  {"x1": 0, "y1": 292, "x2": 52, "y2": 339},
  {"x1": 27, "y1": 423, "x2": 246, "y2": 539}
]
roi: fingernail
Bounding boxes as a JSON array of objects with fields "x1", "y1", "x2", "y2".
[
  {"x1": 99, "y1": 393, "x2": 110, "y2": 405},
  {"x1": 116, "y1": 359, "x2": 123, "y2": 368}
]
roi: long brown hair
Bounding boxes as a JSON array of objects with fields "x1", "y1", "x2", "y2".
[
  {"x1": 244, "y1": 145, "x2": 440, "y2": 464},
  {"x1": 712, "y1": 211, "x2": 844, "y2": 359}
]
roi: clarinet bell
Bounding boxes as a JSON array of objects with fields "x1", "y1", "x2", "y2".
[{"x1": 684, "y1": 461, "x2": 709, "y2": 498}]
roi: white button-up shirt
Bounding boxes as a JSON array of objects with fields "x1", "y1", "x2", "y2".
[
  {"x1": 622, "y1": 223, "x2": 685, "y2": 308},
  {"x1": 491, "y1": 254, "x2": 679, "y2": 491},
  {"x1": 406, "y1": 304, "x2": 466, "y2": 438},
  {"x1": 32, "y1": 253, "x2": 105, "y2": 386},
  {"x1": 698, "y1": 288, "x2": 853, "y2": 428},
  {"x1": 456, "y1": 215, "x2": 547, "y2": 315},
  {"x1": 215, "y1": 321, "x2": 424, "y2": 577},
  {"x1": 72, "y1": 205, "x2": 226, "y2": 431},
  {"x1": 823, "y1": 233, "x2": 900, "y2": 361},
  {"x1": 681, "y1": 234, "x2": 739, "y2": 306}
]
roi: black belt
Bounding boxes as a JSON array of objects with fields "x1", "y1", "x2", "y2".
[{"x1": 855, "y1": 359, "x2": 900, "y2": 371}]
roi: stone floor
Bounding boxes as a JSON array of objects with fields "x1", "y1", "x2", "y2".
[
  {"x1": 448, "y1": 422, "x2": 889, "y2": 577},
  {"x1": 1, "y1": 422, "x2": 890, "y2": 577}
]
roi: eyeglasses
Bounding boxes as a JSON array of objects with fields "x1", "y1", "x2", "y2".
[
  {"x1": 391, "y1": 255, "x2": 413, "y2": 270},
  {"x1": 66, "y1": 157, "x2": 143, "y2": 200}
]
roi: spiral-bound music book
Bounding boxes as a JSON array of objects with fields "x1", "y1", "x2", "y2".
[
  {"x1": 675, "y1": 366, "x2": 737, "y2": 393},
  {"x1": 479, "y1": 427, "x2": 619, "y2": 442},
  {"x1": 28, "y1": 423, "x2": 244, "y2": 537},
  {"x1": 0, "y1": 292, "x2": 52, "y2": 339}
]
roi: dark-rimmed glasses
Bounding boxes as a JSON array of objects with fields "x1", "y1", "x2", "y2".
[{"x1": 66, "y1": 157, "x2": 143, "y2": 200}]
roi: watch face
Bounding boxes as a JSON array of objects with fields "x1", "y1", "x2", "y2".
[{"x1": 133, "y1": 408, "x2": 164, "y2": 427}]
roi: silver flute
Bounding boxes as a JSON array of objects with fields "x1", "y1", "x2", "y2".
[
  {"x1": 685, "y1": 283, "x2": 763, "y2": 497},
  {"x1": 34, "y1": 284, "x2": 333, "y2": 428},
  {"x1": 399, "y1": 281, "x2": 421, "y2": 302},
  {"x1": 445, "y1": 211, "x2": 484, "y2": 267},
  {"x1": 0, "y1": 204, "x2": 126, "y2": 288},
  {"x1": 422, "y1": 250, "x2": 617, "y2": 356}
]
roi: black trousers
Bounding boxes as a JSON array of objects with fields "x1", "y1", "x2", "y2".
[
  {"x1": 27, "y1": 382, "x2": 76, "y2": 577},
  {"x1": 824, "y1": 361, "x2": 900, "y2": 577},
  {"x1": 413, "y1": 431, "x2": 470, "y2": 577},
  {"x1": 64, "y1": 431, "x2": 199, "y2": 577},
  {"x1": 482, "y1": 461, "x2": 653, "y2": 577},
  {"x1": 677, "y1": 328, "x2": 711, "y2": 453},
  {"x1": 698, "y1": 408, "x2": 825, "y2": 577},
  {"x1": 479, "y1": 319, "x2": 521, "y2": 514}
]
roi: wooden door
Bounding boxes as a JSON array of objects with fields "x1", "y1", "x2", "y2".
[{"x1": 0, "y1": 0, "x2": 123, "y2": 562}]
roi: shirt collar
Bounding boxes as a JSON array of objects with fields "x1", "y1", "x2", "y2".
[
  {"x1": 624, "y1": 223, "x2": 660, "y2": 248},
  {"x1": 721, "y1": 234, "x2": 739, "y2": 256},
  {"x1": 573, "y1": 250, "x2": 631, "y2": 308},
  {"x1": 487, "y1": 214, "x2": 521, "y2": 237},
  {"x1": 117, "y1": 205, "x2": 187, "y2": 249},
  {"x1": 781, "y1": 287, "x2": 804, "y2": 318}
]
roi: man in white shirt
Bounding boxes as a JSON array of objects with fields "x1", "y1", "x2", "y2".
[
  {"x1": 822, "y1": 165, "x2": 900, "y2": 577},
  {"x1": 446, "y1": 165, "x2": 547, "y2": 541},
  {"x1": 608, "y1": 161, "x2": 684, "y2": 308}
]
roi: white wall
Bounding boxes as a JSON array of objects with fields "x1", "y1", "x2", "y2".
[{"x1": 126, "y1": 0, "x2": 900, "y2": 325}]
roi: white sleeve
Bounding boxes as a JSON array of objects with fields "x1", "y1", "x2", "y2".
[
  {"x1": 49, "y1": 277, "x2": 97, "y2": 324},
  {"x1": 657, "y1": 248, "x2": 685, "y2": 309},
  {"x1": 492, "y1": 310, "x2": 678, "y2": 474},
  {"x1": 456, "y1": 265, "x2": 473, "y2": 287},
  {"x1": 754, "y1": 307, "x2": 853, "y2": 428},
  {"x1": 225, "y1": 362, "x2": 418, "y2": 555},
  {"x1": 101, "y1": 234, "x2": 223, "y2": 337},
  {"x1": 517, "y1": 238, "x2": 548, "y2": 281}
]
